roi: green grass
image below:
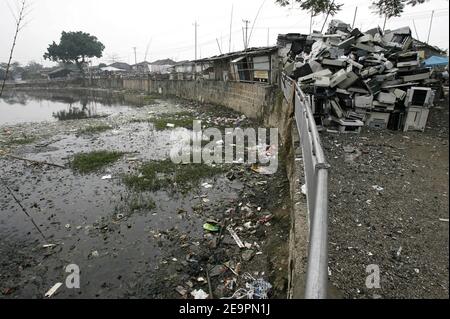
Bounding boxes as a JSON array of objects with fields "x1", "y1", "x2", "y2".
[
  {"x1": 130, "y1": 117, "x2": 195, "y2": 130},
  {"x1": 71, "y1": 150, "x2": 124, "y2": 173},
  {"x1": 123, "y1": 160, "x2": 224, "y2": 192},
  {"x1": 129, "y1": 195, "x2": 156, "y2": 211},
  {"x1": 152, "y1": 118, "x2": 194, "y2": 130},
  {"x1": 78, "y1": 124, "x2": 113, "y2": 135},
  {"x1": 52, "y1": 108, "x2": 105, "y2": 121},
  {"x1": 129, "y1": 118, "x2": 152, "y2": 124},
  {"x1": 4, "y1": 136, "x2": 37, "y2": 146},
  {"x1": 143, "y1": 94, "x2": 160, "y2": 104}
]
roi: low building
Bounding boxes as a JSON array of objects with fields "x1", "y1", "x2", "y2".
[
  {"x1": 132, "y1": 59, "x2": 176, "y2": 74},
  {"x1": 109, "y1": 62, "x2": 132, "y2": 71},
  {"x1": 412, "y1": 39, "x2": 447, "y2": 60},
  {"x1": 169, "y1": 46, "x2": 279, "y2": 85},
  {"x1": 47, "y1": 67, "x2": 74, "y2": 79}
]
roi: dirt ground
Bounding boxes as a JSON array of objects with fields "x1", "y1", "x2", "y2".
[
  {"x1": 0, "y1": 89, "x2": 290, "y2": 299},
  {"x1": 324, "y1": 97, "x2": 449, "y2": 299}
]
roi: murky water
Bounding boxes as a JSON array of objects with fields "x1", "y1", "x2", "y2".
[
  {"x1": 0, "y1": 90, "x2": 289, "y2": 299},
  {"x1": 0, "y1": 91, "x2": 133, "y2": 125}
]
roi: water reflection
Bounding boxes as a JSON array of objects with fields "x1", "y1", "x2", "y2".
[
  {"x1": 0, "y1": 90, "x2": 135, "y2": 125},
  {"x1": 53, "y1": 107, "x2": 106, "y2": 121}
]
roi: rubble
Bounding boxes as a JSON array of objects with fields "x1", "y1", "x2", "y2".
[{"x1": 279, "y1": 20, "x2": 441, "y2": 133}]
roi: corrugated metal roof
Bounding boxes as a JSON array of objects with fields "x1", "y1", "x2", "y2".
[{"x1": 192, "y1": 46, "x2": 278, "y2": 63}]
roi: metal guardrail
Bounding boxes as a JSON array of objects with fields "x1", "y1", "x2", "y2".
[{"x1": 281, "y1": 73, "x2": 329, "y2": 299}]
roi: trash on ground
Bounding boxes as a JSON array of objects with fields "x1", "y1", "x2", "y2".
[
  {"x1": 227, "y1": 226, "x2": 245, "y2": 248},
  {"x1": 191, "y1": 289, "x2": 209, "y2": 299},
  {"x1": 44, "y1": 282, "x2": 63, "y2": 298},
  {"x1": 301, "y1": 184, "x2": 307, "y2": 195},
  {"x1": 175, "y1": 286, "x2": 187, "y2": 296},
  {"x1": 372, "y1": 185, "x2": 384, "y2": 192},
  {"x1": 201, "y1": 182, "x2": 213, "y2": 189},
  {"x1": 203, "y1": 223, "x2": 220, "y2": 232}
]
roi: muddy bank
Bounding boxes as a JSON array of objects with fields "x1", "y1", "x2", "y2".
[
  {"x1": 324, "y1": 100, "x2": 449, "y2": 299},
  {"x1": 0, "y1": 89, "x2": 290, "y2": 299}
]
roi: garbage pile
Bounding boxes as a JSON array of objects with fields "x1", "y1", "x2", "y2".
[{"x1": 279, "y1": 19, "x2": 438, "y2": 133}]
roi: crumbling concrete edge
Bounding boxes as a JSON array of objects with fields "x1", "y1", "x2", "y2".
[
  {"x1": 285, "y1": 111, "x2": 310, "y2": 299},
  {"x1": 264, "y1": 94, "x2": 309, "y2": 299}
]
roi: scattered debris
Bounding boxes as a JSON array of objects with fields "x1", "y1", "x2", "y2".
[
  {"x1": 209, "y1": 265, "x2": 227, "y2": 277},
  {"x1": 227, "y1": 226, "x2": 245, "y2": 248},
  {"x1": 203, "y1": 223, "x2": 220, "y2": 232},
  {"x1": 242, "y1": 250, "x2": 255, "y2": 262},
  {"x1": 301, "y1": 184, "x2": 307, "y2": 195},
  {"x1": 175, "y1": 286, "x2": 187, "y2": 296},
  {"x1": 372, "y1": 185, "x2": 384, "y2": 192},
  {"x1": 224, "y1": 274, "x2": 272, "y2": 299},
  {"x1": 7, "y1": 154, "x2": 66, "y2": 169},
  {"x1": 191, "y1": 289, "x2": 209, "y2": 299},
  {"x1": 44, "y1": 282, "x2": 63, "y2": 298}
]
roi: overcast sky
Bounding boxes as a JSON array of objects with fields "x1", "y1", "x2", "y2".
[{"x1": 0, "y1": 0, "x2": 448, "y2": 66}]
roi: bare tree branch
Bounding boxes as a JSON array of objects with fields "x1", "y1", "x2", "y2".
[{"x1": 0, "y1": 0, "x2": 30, "y2": 98}]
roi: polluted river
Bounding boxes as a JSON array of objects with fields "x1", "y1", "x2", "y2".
[{"x1": 0, "y1": 89, "x2": 290, "y2": 299}]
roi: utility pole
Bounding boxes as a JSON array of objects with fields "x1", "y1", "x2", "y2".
[
  {"x1": 267, "y1": 28, "x2": 270, "y2": 46},
  {"x1": 427, "y1": 10, "x2": 434, "y2": 44},
  {"x1": 412, "y1": 19, "x2": 420, "y2": 41},
  {"x1": 193, "y1": 21, "x2": 199, "y2": 60},
  {"x1": 242, "y1": 19, "x2": 250, "y2": 50},
  {"x1": 133, "y1": 47, "x2": 137, "y2": 65},
  {"x1": 229, "y1": 4, "x2": 233, "y2": 53},
  {"x1": 352, "y1": 6, "x2": 358, "y2": 29}
]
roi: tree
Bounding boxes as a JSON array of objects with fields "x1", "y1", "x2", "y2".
[
  {"x1": 276, "y1": 0, "x2": 342, "y2": 16},
  {"x1": 21, "y1": 61, "x2": 44, "y2": 80},
  {"x1": 372, "y1": 0, "x2": 428, "y2": 30},
  {"x1": 372, "y1": 0, "x2": 427, "y2": 19},
  {"x1": 275, "y1": 0, "x2": 343, "y2": 33},
  {"x1": 43, "y1": 31, "x2": 105, "y2": 73},
  {"x1": 0, "y1": 0, "x2": 30, "y2": 98}
]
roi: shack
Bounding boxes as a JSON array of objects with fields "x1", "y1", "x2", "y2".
[{"x1": 169, "y1": 46, "x2": 279, "y2": 85}]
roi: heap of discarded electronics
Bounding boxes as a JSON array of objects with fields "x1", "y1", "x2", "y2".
[{"x1": 279, "y1": 20, "x2": 437, "y2": 133}]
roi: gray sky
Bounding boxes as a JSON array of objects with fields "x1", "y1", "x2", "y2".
[{"x1": 1, "y1": 0, "x2": 448, "y2": 66}]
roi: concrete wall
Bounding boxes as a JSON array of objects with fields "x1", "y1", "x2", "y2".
[{"x1": 90, "y1": 77, "x2": 276, "y2": 121}]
